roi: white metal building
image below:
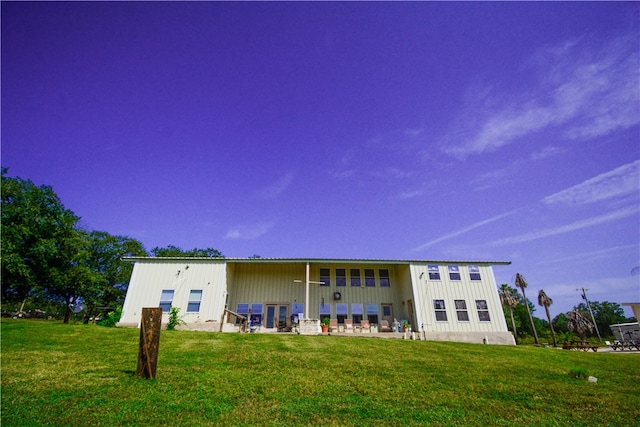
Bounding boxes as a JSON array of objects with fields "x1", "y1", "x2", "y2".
[{"x1": 118, "y1": 257, "x2": 515, "y2": 344}]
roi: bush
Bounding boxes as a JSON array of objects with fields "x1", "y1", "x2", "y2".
[
  {"x1": 166, "y1": 307, "x2": 184, "y2": 330},
  {"x1": 98, "y1": 306, "x2": 122, "y2": 327}
]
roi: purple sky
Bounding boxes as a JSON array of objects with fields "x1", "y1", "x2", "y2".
[{"x1": 3, "y1": 2, "x2": 639, "y2": 318}]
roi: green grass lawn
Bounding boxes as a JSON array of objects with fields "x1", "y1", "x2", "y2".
[{"x1": 2, "y1": 320, "x2": 639, "y2": 426}]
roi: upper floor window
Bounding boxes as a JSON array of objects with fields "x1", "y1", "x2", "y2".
[
  {"x1": 379, "y1": 269, "x2": 390, "y2": 287},
  {"x1": 428, "y1": 265, "x2": 441, "y2": 280},
  {"x1": 187, "y1": 290, "x2": 203, "y2": 312},
  {"x1": 365, "y1": 269, "x2": 376, "y2": 287},
  {"x1": 319, "y1": 268, "x2": 331, "y2": 286},
  {"x1": 455, "y1": 300, "x2": 469, "y2": 321},
  {"x1": 336, "y1": 269, "x2": 346, "y2": 287},
  {"x1": 433, "y1": 299, "x2": 447, "y2": 321},
  {"x1": 350, "y1": 269, "x2": 361, "y2": 287},
  {"x1": 448, "y1": 265, "x2": 461, "y2": 281},
  {"x1": 476, "y1": 300, "x2": 491, "y2": 321},
  {"x1": 159, "y1": 290, "x2": 174, "y2": 312},
  {"x1": 468, "y1": 265, "x2": 481, "y2": 281}
]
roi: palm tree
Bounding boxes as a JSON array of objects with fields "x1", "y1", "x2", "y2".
[
  {"x1": 537, "y1": 289, "x2": 557, "y2": 347},
  {"x1": 515, "y1": 273, "x2": 539, "y2": 345},
  {"x1": 566, "y1": 309, "x2": 593, "y2": 345},
  {"x1": 499, "y1": 284, "x2": 519, "y2": 342}
]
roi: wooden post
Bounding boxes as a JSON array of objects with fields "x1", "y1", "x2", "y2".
[{"x1": 137, "y1": 307, "x2": 162, "y2": 379}]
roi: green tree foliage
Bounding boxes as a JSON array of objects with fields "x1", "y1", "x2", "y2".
[
  {"x1": 574, "y1": 301, "x2": 629, "y2": 337},
  {"x1": 1, "y1": 169, "x2": 79, "y2": 305},
  {"x1": 552, "y1": 312, "x2": 569, "y2": 333},
  {"x1": 150, "y1": 245, "x2": 223, "y2": 258},
  {"x1": 1, "y1": 169, "x2": 148, "y2": 322},
  {"x1": 78, "y1": 230, "x2": 147, "y2": 323}
]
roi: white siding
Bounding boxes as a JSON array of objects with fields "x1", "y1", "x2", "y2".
[
  {"x1": 411, "y1": 263, "x2": 507, "y2": 333},
  {"x1": 119, "y1": 259, "x2": 227, "y2": 326}
]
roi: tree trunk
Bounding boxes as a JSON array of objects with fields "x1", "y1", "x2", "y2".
[
  {"x1": 509, "y1": 307, "x2": 518, "y2": 343},
  {"x1": 83, "y1": 305, "x2": 95, "y2": 324},
  {"x1": 520, "y1": 287, "x2": 539, "y2": 345},
  {"x1": 545, "y1": 305, "x2": 557, "y2": 347}
]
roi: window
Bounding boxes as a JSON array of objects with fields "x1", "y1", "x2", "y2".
[
  {"x1": 319, "y1": 303, "x2": 331, "y2": 322},
  {"x1": 319, "y1": 268, "x2": 331, "y2": 286},
  {"x1": 159, "y1": 290, "x2": 174, "y2": 312},
  {"x1": 379, "y1": 269, "x2": 390, "y2": 287},
  {"x1": 187, "y1": 290, "x2": 203, "y2": 312},
  {"x1": 448, "y1": 265, "x2": 461, "y2": 281},
  {"x1": 468, "y1": 265, "x2": 481, "y2": 281},
  {"x1": 351, "y1": 303, "x2": 363, "y2": 325},
  {"x1": 476, "y1": 300, "x2": 491, "y2": 321},
  {"x1": 336, "y1": 269, "x2": 346, "y2": 287},
  {"x1": 237, "y1": 303, "x2": 249, "y2": 316},
  {"x1": 249, "y1": 303, "x2": 263, "y2": 325},
  {"x1": 365, "y1": 269, "x2": 376, "y2": 287},
  {"x1": 350, "y1": 269, "x2": 361, "y2": 286},
  {"x1": 433, "y1": 299, "x2": 447, "y2": 321},
  {"x1": 336, "y1": 303, "x2": 348, "y2": 324},
  {"x1": 382, "y1": 304, "x2": 393, "y2": 320},
  {"x1": 292, "y1": 303, "x2": 304, "y2": 322},
  {"x1": 251, "y1": 303, "x2": 263, "y2": 315},
  {"x1": 455, "y1": 300, "x2": 469, "y2": 321},
  {"x1": 366, "y1": 304, "x2": 379, "y2": 324},
  {"x1": 428, "y1": 265, "x2": 440, "y2": 280},
  {"x1": 236, "y1": 303, "x2": 249, "y2": 324}
]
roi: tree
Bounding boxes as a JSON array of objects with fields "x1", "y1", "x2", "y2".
[
  {"x1": 499, "y1": 284, "x2": 519, "y2": 341},
  {"x1": 552, "y1": 312, "x2": 569, "y2": 334},
  {"x1": 575, "y1": 301, "x2": 628, "y2": 337},
  {"x1": 515, "y1": 273, "x2": 539, "y2": 345},
  {"x1": 1, "y1": 169, "x2": 79, "y2": 307},
  {"x1": 538, "y1": 289, "x2": 557, "y2": 347},
  {"x1": 150, "y1": 245, "x2": 223, "y2": 258},
  {"x1": 566, "y1": 309, "x2": 593, "y2": 344},
  {"x1": 78, "y1": 230, "x2": 147, "y2": 323}
]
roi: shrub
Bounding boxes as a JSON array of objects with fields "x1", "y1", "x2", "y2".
[
  {"x1": 166, "y1": 307, "x2": 184, "y2": 330},
  {"x1": 98, "y1": 306, "x2": 122, "y2": 327}
]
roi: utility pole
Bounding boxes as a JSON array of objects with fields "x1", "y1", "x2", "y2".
[{"x1": 577, "y1": 287, "x2": 602, "y2": 342}]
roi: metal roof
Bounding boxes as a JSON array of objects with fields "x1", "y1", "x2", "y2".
[{"x1": 122, "y1": 256, "x2": 511, "y2": 265}]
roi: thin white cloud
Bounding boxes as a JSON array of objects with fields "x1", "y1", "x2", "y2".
[
  {"x1": 398, "y1": 189, "x2": 425, "y2": 200},
  {"x1": 413, "y1": 209, "x2": 518, "y2": 251},
  {"x1": 490, "y1": 205, "x2": 640, "y2": 247},
  {"x1": 543, "y1": 160, "x2": 640, "y2": 206},
  {"x1": 443, "y1": 34, "x2": 639, "y2": 158},
  {"x1": 530, "y1": 145, "x2": 564, "y2": 161},
  {"x1": 258, "y1": 173, "x2": 294, "y2": 199},
  {"x1": 540, "y1": 244, "x2": 639, "y2": 265},
  {"x1": 225, "y1": 221, "x2": 275, "y2": 240}
]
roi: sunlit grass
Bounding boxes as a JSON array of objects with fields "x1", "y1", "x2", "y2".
[{"x1": 2, "y1": 319, "x2": 639, "y2": 426}]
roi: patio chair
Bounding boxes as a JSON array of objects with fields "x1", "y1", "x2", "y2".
[
  {"x1": 329, "y1": 318, "x2": 338, "y2": 333},
  {"x1": 379, "y1": 319, "x2": 392, "y2": 332},
  {"x1": 344, "y1": 318, "x2": 354, "y2": 333},
  {"x1": 361, "y1": 319, "x2": 370, "y2": 333}
]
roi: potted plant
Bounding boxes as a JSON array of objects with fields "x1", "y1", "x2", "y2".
[
  {"x1": 321, "y1": 317, "x2": 330, "y2": 333},
  {"x1": 402, "y1": 320, "x2": 410, "y2": 332}
]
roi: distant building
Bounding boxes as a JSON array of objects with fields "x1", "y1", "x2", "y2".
[
  {"x1": 610, "y1": 322, "x2": 640, "y2": 342},
  {"x1": 118, "y1": 257, "x2": 515, "y2": 345}
]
